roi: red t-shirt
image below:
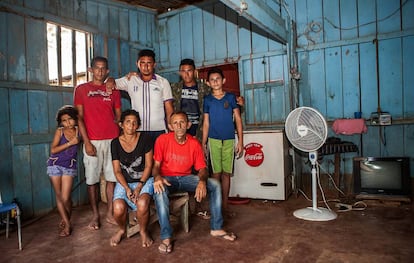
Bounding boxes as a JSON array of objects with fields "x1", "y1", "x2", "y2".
[
  {"x1": 154, "y1": 132, "x2": 206, "y2": 176},
  {"x1": 74, "y1": 82, "x2": 121, "y2": 140}
]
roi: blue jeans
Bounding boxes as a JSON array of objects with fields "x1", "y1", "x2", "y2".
[{"x1": 153, "y1": 175, "x2": 223, "y2": 240}]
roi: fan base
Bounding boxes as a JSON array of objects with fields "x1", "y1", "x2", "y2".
[{"x1": 293, "y1": 207, "x2": 337, "y2": 221}]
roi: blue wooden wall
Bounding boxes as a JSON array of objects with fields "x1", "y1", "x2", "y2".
[
  {"x1": 0, "y1": 0, "x2": 413, "y2": 218},
  {"x1": 288, "y1": 0, "x2": 414, "y2": 176},
  {"x1": 0, "y1": 0, "x2": 156, "y2": 218},
  {"x1": 156, "y1": 1, "x2": 290, "y2": 126},
  {"x1": 157, "y1": 0, "x2": 414, "y2": 178}
]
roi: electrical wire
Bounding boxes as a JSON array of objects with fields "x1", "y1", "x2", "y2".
[
  {"x1": 316, "y1": 163, "x2": 333, "y2": 211},
  {"x1": 318, "y1": 162, "x2": 346, "y2": 197},
  {"x1": 297, "y1": 0, "x2": 409, "y2": 64},
  {"x1": 324, "y1": 0, "x2": 409, "y2": 31}
]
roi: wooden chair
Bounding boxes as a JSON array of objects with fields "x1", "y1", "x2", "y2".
[{"x1": 126, "y1": 191, "x2": 190, "y2": 237}]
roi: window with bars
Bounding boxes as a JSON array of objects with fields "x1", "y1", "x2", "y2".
[{"x1": 47, "y1": 23, "x2": 92, "y2": 87}]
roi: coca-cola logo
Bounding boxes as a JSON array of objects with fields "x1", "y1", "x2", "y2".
[{"x1": 244, "y1": 143, "x2": 264, "y2": 167}]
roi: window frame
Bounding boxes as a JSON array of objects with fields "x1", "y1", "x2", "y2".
[{"x1": 47, "y1": 22, "x2": 92, "y2": 87}]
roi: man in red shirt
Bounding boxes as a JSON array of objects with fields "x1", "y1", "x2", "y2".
[
  {"x1": 74, "y1": 56, "x2": 122, "y2": 230},
  {"x1": 153, "y1": 111, "x2": 237, "y2": 254}
]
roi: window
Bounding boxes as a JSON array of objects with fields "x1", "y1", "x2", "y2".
[{"x1": 47, "y1": 23, "x2": 92, "y2": 87}]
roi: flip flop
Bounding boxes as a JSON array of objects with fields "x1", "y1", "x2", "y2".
[
  {"x1": 212, "y1": 232, "x2": 237, "y2": 242},
  {"x1": 158, "y1": 241, "x2": 173, "y2": 254},
  {"x1": 197, "y1": 211, "x2": 211, "y2": 220}
]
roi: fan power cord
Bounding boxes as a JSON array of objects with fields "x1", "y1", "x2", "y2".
[
  {"x1": 335, "y1": 201, "x2": 367, "y2": 212},
  {"x1": 319, "y1": 163, "x2": 346, "y2": 197}
]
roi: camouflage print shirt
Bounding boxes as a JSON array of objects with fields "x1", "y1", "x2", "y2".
[{"x1": 171, "y1": 79, "x2": 211, "y2": 141}]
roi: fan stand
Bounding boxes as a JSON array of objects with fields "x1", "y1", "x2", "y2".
[{"x1": 294, "y1": 153, "x2": 337, "y2": 221}]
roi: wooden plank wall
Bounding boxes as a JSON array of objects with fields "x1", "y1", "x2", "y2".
[
  {"x1": 0, "y1": 0, "x2": 156, "y2": 218},
  {"x1": 0, "y1": 0, "x2": 413, "y2": 218},
  {"x1": 282, "y1": 0, "x2": 414, "y2": 177},
  {"x1": 157, "y1": 0, "x2": 414, "y2": 179},
  {"x1": 157, "y1": 1, "x2": 290, "y2": 125}
]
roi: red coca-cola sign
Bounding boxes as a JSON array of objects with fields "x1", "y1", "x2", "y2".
[{"x1": 244, "y1": 142, "x2": 264, "y2": 167}]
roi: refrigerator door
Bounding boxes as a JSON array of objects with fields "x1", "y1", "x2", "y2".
[{"x1": 230, "y1": 130, "x2": 292, "y2": 200}]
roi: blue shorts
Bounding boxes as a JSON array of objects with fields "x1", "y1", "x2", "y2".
[
  {"x1": 47, "y1": 165, "x2": 77, "y2": 177},
  {"x1": 113, "y1": 178, "x2": 154, "y2": 211}
]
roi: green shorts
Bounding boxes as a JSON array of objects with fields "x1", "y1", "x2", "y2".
[{"x1": 208, "y1": 138, "x2": 235, "y2": 174}]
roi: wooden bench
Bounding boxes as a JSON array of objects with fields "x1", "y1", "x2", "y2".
[{"x1": 126, "y1": 191, "x2": 190, "y2": 238}]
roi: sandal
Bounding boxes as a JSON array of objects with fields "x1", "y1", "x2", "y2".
[
  {"x1": 158, "y1": 241, "x2": 173, "y2": 254},
  {"x1": 211, "y1": 231, "x2": 237, "y2": 242},
  {"x1": 197, "y1": 211, "x2": 211, "y2": 220}
]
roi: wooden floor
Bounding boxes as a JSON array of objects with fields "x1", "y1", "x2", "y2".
[{"x1": 1, "y1": 194, "x2": 413, "y2": 263}]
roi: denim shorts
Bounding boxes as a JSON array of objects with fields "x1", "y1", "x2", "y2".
[
  {"x1": 47, "y1": 165, "x2": 77, "y2": 177},
  {"x1": 113, "y1": 177, "x2": 154, "y2": 211}
]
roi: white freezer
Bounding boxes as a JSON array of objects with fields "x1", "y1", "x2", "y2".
[{"x1": 230, "y1": 130, "x2": 292, "y2": 200}]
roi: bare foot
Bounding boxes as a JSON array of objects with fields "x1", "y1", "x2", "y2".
[
  {"x1": 140, "y1": 231, "x2": 153, "y2": 248},
  {"x1": 59, "y1": 220, "x2": 65, "y2": 229},
  {"x1": 59, "y1": 225, "x2": 72, "y2": 237},
  {"x1": 88, "y1": 219, "x2": 100, "y2": 230},
  {"x1": 110, "y1": 230, "x2": 125, "y2": 247},
  {"x1": 210, "y1": 230, "x2": 237, "y2": 242}
]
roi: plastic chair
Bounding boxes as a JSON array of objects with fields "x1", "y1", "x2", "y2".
[{"x1": 0, "y1": 202, "x2": 22, "y2": 250}]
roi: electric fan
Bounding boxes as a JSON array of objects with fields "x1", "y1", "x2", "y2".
[{"x1": 285, "y1": 107, "x2": 337, "y2": 221}]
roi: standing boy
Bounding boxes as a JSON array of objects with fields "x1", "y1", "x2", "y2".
[
  {"x1": 74, "y1": 56, "x2": 122, "y2": 230},
  {"x1": 172, "y1": 58, "x2": 244, "y2": 141},
  {"x1": 202, "y1": 67, "x2": 243, "y2": 214}
]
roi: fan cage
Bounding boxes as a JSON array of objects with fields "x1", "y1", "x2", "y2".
[{"x1": 285, "y1": 107, "x2": 328, "y2": 152}]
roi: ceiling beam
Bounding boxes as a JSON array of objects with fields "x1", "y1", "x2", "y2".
[{"x1": 220, "y1": 0, "x2": 287, "y2": 44}]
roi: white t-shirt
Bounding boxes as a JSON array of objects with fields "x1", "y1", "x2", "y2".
[{"x1": 115, "y1": 74, "x2": 173, "y2": 131}]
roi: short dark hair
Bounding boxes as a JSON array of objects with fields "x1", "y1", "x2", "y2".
[
  {"x1": 180, "y1": 58, "x2": 195, "y2": 69},
  {"x1": 207, "y1": 67, "x2": 224, "y2": 80},
  {"x1": 120, "y1": 109, "x2": 141, "y2": 126},
  {"x1": 91, "y1": 56, "x2": 108, "y2": 68},
  {"x1": 56, "y1": 105, "x2": 78, "y2": 126},
  {"x1": 138, "y1": 49, "x2": 155, "y2": 61}
]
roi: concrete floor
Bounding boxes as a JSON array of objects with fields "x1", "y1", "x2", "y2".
[{"x1": 1, "y1": 195, "x2": 413, "y2": 263}]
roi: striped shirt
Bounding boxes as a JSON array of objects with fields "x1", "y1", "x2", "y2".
[{"x1": 115, "y1": 74, "x2": 173, "y2": 131}]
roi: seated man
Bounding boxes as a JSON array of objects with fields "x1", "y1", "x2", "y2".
[
  {"x1": 110, "y1": 109, "x2": 154, "y2": 247},
  {"x1": 153, "y1": 111, "x2": 236, "y2": 254}
]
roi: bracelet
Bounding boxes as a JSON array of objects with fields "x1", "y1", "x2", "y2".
[{"x1": 138, "y1": 179, "x2": 146, "y2": 184}]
